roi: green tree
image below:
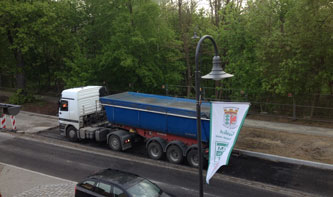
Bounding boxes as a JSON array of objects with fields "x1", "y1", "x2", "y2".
[
  {"x1": 62, "y1": 0, "x2": 184, "y2": 93},
  {"x1": 0, "y1": 0, "x2": 81, "y2": 92},
  {"x1": 215, "y1": 1, "x2": 262, "y2": 101}
]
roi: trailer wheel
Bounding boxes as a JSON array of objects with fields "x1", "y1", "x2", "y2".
[
  {"x1": 147, "y1": 142, "x2": 163, "y2": 160},
  {"x1": 109, "y1": 135, "x2": 121, "y2": 151},
  {"x1": 67, "y1": 126, "x2": 78, "y2": 142},
  {"x1": 166, "y1": 145, "x2": 183, "y2": 164},
  {"x1": 187, "y1": 149, "x2": 199, "y2": 168}
]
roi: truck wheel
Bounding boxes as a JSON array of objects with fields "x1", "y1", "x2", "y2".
[
  {"x1": 109, "y1": 135, "x2": 121, "y2": 151},
  {"x1": 147, "y1": 142, "x2": 163, "y2": 160},
  {"x1": 166, "y1": 145, "x2": 183, "y2": 164},
  {"x1": 187, "y1": 149, "x2": 199, "y2": 168},
  {"x1": 67, "y1": 126, "x2": 78, "y2": 142}
]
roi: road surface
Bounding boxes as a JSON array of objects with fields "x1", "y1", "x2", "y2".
[{"x1": 0, "y1": 132, "x2": 300, "y2": 197}]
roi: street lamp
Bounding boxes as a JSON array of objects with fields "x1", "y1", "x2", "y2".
[
  {"x1": 195, "y1": 35, "x2": 233, "y2": 197},
  {"x1": 192, "y1": 31, "x2": 200, "y2": 39}
]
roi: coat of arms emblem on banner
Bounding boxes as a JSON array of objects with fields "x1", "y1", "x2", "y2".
[{"x1": 223, "y1": 107, "x2": 239, "y2": 129}]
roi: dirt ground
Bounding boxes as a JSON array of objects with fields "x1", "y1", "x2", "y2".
[
  {"x1": 20, "y1": 101, "x2": 59, "y2": 116},
  {"x1": 1, "y1": 95, "x2": 332, "y2": 164},
  {"x1": 236, "y1": 127, "x2": 333, "y2": 164}
]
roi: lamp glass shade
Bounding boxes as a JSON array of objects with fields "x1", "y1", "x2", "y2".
[
  {"x1": 201, "y1": 56, "x2": 233, "y2": 80},
  {"x1": 192, "y1": 32, "x2": 200, "y2": 39}
]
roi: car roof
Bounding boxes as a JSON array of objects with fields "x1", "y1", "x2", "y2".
[{"x1": 88, "y1": 168, "x2": 144, "y2": 189}]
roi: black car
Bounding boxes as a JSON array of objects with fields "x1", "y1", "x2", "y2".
[{"x1": 75, "y1": 168, "x2": 173, "y2": 197}]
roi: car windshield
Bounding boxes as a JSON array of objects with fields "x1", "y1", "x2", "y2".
[{"x1": 126, "y1": 179, "x2": 161, "y2": 197}]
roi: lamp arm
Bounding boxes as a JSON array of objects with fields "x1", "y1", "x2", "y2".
[
  {"x1": 195, "y1": 35, "x2": 219, "y2": 101},
  {"x1": 195, "y1": 35, "x2": 219, "y2": 66}
]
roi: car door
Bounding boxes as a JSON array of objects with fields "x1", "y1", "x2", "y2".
[{"x1": 59, "y1": 99, "x2": 70, "y2": 121}]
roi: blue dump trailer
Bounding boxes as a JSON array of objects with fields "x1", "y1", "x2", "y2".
[
  {"x1": 59, "y1": 86, "x2": 210, "y2": 167},
  {"x1": 100, "y1": 92, "x2": 211, "y2": 167},
  {"x1": 100, "y1": 92, "x2": 211, "y2": 142}
]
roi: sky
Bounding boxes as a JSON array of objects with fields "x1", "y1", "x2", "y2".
[{"x1": 197, "y1": 0, "x2": 210, "y2": 10}]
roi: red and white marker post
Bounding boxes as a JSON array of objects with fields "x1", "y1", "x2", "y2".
[
  {"x1": 10, "y1": 115, "x2": 16, "y2": 130},
  {"x1": 1, "y1": 114, "x2": 6, "y2": 129}
]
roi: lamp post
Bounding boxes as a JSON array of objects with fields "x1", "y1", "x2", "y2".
[{"x1": 195, "y1": 35, "x2": 233, "y2": 197}]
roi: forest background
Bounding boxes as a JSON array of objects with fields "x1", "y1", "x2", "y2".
[{"x1": 0, "y1": 0, "x2": 332, "y2": 121}]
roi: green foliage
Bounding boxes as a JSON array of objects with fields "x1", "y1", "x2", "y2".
[
  {"x1": 0, "y1": 0, "x2": 332, "y2": 103},
  {"x1": 91, "y1": 0, "x2": 184, "y2": 92},
  {"x1": 0, "y1": 0, "x2": 81, "y2": 91},
  {"x1": 214, "y1": 0, "x2": 333, "y2": 100},
  {"x1": 9, "y1": 89, "x2": 35, "y2": 105}
]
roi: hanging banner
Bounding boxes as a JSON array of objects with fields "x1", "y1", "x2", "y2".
[{"x1": 206, "y1": 102, "x2": 250, "y2": 184}]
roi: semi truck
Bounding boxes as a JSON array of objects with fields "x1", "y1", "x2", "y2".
[{"x1": 59, "y1": 86, "x2": 211, "y2": 167}]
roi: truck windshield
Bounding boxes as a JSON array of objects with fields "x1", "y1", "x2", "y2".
[{"x1": 126, "y1": 179, "x2": 161, "y2": 197}]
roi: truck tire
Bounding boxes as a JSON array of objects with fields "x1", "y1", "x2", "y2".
[
  {"x1": 187, "y1": 149, "x2": 199, "y2": 168},
  {"x1": 166, "y1": 145, "x2": 183, "y2": 164},
  {"x1": 67, "y1": 126, "x2": 78, "y2": 142},
  {"x1": 109, "y1": 135, "x2": 121, "y2": 151},
  {"x1": 147, "y1": 142, "x2": 163, "y2": 160}
]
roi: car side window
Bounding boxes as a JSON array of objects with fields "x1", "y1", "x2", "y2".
[
  {"x1": 79, "y1": 180, "x2": 96, "y2": 191},
  {"x1": 113, "y1": 186, "x2": 128, "y2": 197},
  {"x1": 96, "y1": 182, "x2": 112, "y2": 196},
  {"x1": 59, "y1": 100, "x2": 68, "y2": 111}
]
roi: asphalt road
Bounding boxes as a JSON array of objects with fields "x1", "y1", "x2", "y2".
[
  {"x1": 0, "y1": 132, "x2": 293, "y2": 197},
  {"x1": 38, "y1": 127, "x2": 333, "y2": 197}
]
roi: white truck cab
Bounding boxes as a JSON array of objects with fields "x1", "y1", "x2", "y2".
[
  {"x1": 59, "y1": 86, "x2": 133, "y2": 151},
  {"x1": 59, "y1": 86, "x2": 104, "y2": 139}
]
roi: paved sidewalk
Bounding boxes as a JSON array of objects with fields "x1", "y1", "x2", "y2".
[
  {"x1": 1, "y1": 111, "x2": 58, "y2": 134},
  {"x1": 0, "y1": 162, "x2": 75, "y2": 197}
]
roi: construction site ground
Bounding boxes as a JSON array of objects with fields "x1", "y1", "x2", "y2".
[{"x1": 0, "y1": 92, "x2": 332, "y2": 165}]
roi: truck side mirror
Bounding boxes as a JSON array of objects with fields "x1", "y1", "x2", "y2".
[{"x1": 99, "y1": 86, "x2": 109, "y2": 97}]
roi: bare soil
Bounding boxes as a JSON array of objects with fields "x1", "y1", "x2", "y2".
[
  {"x1": 236, "y1": 127, "x2": 333, "y2": 164},
  {"x1": 1, "y1": 95, "x2": 332, "y2": 164},
  {"x1": 248, "y1": 114, "x2": 333, "y2": 129},
  {"x1": 21, "y1": 101, "x2": 58, "y2": 116}
]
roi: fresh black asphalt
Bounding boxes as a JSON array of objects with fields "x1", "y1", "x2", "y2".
[{"x1": 0, "y1": 132, "x2": 293, "y2": 197}]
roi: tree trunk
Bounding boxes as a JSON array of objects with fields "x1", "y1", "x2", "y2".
[
  {"x1": 310, "y1": 93, "x2": 320, "y2": 119},
  {"x1": 178, "y1": 0, "x2": 190, "y2": 97},
  {"x1": 15, "y1": 49, "x2": 25, "y2": 89},
  {"x1": 185, "y1": 39, "x2": 192, "y2": 97},
  {"x1": 178, "y1": 0, "x2": 182, "y2": 30},
  {"x1": 209, "y1": 0, "x2": 228, "y2": 27},
  {"x1": 178, "y1": 0, "x2": 193, "y2": 98},
  {"x1": 128, "y1": 0, "x2": 134, "y2": 27},
  {"x1": 7, "y1": 29, "x2": 25, "y2": 89}
]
